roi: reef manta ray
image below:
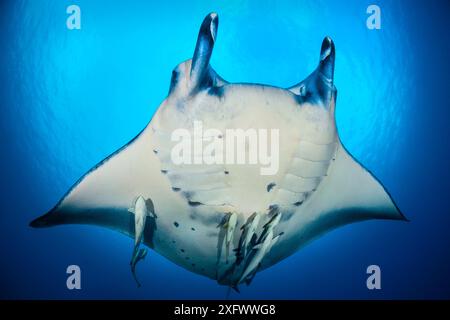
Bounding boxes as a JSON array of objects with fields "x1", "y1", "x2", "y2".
[{"x1": 31, "y1": 13, "x2": 405, "y2": 289}]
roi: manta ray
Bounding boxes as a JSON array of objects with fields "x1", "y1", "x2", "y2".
[{"x1": 30, "y1": 13, "x2": 406, "y2": 289}]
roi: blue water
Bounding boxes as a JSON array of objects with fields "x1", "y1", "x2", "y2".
[{"x1": 1, "y1": 0, "x2": 449, "y2": 299}]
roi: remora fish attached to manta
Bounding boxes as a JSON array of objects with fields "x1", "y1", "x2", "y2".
[
  {"x1": 236, "y1": 212, "x2": 261, "y2": 265},
  {"x1": 239, "y1": 229, "x2": 281, "y2": 284},
  {"x1": 128, "y1": 196, "x2": 156, "y2": 286},
  {"x1": 30, "y1": 12, "x2": 406, "y2": 288}
]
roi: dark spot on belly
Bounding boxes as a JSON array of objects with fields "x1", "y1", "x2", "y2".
[
  {"x1": 161, "y1": 169, "x2": 168, "y2": 174},
  {"x1": 293, "y1": 201, "x2": 303, "y2": 206},
  {"x1": 268, "y1": 204, "x2": 279, "y2": 215},
  {"x1": 173, "y1": 222, "x2": 179, "y2": 227},
  {"x1": 192, "y1": 263, "x2": 196, "y2": 267},
  {"x1": 191, "y1": 227, "x2": 196, "y2": 231},
  {"x1": 224, "y1": 171, "x2": 229, "y2": 175},
  {"x1": 181, "y1": 249, "x2": 185, "y2": 253},
  {"x1": 267, "y1": 183, "x2": 276, "y2": 192},
  {"x1": 172, "y1": 187, "x2": 181, "y2": 192},
  {"x1": 172, "y1": 240, "x2": 176, "y2": 244},
  {"x1": 153, "y1": 150, "x2": 158, "y2": 154},
  {"x1": 188, "y1": 201, "x2": 203, "y2": 207}
]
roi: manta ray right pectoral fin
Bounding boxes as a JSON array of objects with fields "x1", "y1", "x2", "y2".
[{"x1": 314, "y1": 142, "x2": 407, "y2": 229}]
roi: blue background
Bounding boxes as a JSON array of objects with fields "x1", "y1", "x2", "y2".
[{"x1": 0, "y1": 0, "x2": 449, "y2": 299}]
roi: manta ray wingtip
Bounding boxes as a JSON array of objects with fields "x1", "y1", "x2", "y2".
[
  {"x1": 394, "y1": 205, "x2": 409, "y2": 222},
  {"x1": 378, "y1": 181, "x2": 409, "y2": 222},
  {"x1": 401, "y1": 215, "x2": 410, "y2": 222},
  {"x1": 29, "y1": 217, "x2": 44, "y2": 228},
  {"x1": 29, "y1": 208, "x2": 57, "y2": 228}
]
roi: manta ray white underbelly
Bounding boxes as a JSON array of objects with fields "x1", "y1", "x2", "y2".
[{"x1": 30, "y1": 13, "x2": 405, "y2": 289}]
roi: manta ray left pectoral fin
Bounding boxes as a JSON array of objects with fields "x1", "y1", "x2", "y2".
[{"x1": 29, "y1": 125, "x2": 168, "y2": 245}]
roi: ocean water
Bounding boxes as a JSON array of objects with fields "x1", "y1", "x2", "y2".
[{"x1": 0, "y1": 0, "x2": 449, "y2": 299}]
